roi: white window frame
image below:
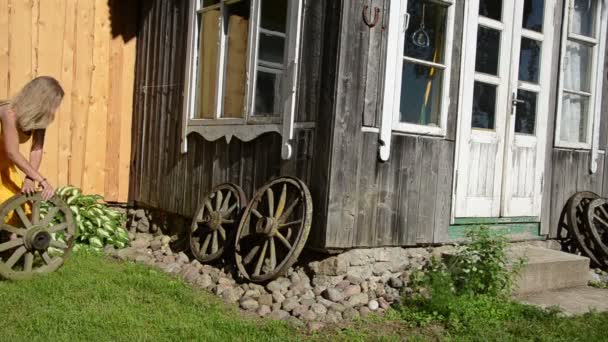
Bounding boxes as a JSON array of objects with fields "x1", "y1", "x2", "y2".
[
  {"x1": 555, "y1": 0, "x2": 607, "y2": 167},
  {"x1": 181, "y1": 0, "x2": 305, "y2": 160},
  {"x1": 379, "y1": 0, "x2": 455, "y2": 161}
]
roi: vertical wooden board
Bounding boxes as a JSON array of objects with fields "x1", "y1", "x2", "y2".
[
  {"x1": 36, "y1": 0, "x2": 66, "y2": 189},
  {"x1": 30, "y1": 0, "x2": 38, "y2": 77},
  {"x1": 416, "y1": 138, "x2": 438, "y2": 244},
  {"x1": 354, "y1": 132, "x2": 378, "y2": 247},
  {"x1": 57, "y1": 0, "x2": 76, "y2": 188},
  {"x1": 362, "y1": 0, "x2": 386, "y2": 127},
  {"x1": 395, "y1": 136, "x2": 413, "y2": 245},
  {"x1": 0, "y1": 0, "x2": 9, "y2": 99},
  {"x1": 433, "y1": 140, "x2": 455, "y2": 243},
  {"x1": 69, "y1": 0, "x2": 95, "y2": 188},
  {"x1": 405, "y1": 137, "x2": 423, "y2": 245},
  {"x1": 82, "y1": 0, "x2": 111, "y2": 196}
]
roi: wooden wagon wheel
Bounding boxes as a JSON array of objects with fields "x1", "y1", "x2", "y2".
[
  {"x1": 0, "y1": 193, "x2": 76, "y2": 280},
  {"x1": 585, "y1": 198, "x2": 608, "y2": 266},
  {"x1": 189, "y1": 183, "x2": 246, "y2": 263},
  {"x1": 234, "y1": 177, "x2": 312, "y2": 282},
  {"x1": 567, "y1": 191, "x2": 602, "y2": 266}
]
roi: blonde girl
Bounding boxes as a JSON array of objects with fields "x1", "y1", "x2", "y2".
[{"x1": 0, "y1": 76, "x2": 63, "y2": 203}]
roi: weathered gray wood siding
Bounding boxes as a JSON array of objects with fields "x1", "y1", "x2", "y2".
[
  {"x1": 322, "y1": 0, "x2": 464, "y2": 249},
  {"x1": 130, "y1": 0, "x2": 334, "y2": 249}
]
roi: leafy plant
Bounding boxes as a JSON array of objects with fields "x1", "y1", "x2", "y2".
[{"x1": 40, "y1": 186, "x2": 130, "y2": 251}]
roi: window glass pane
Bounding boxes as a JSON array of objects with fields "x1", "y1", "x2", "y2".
[
  {"x1": 255, "y1": 70, "x2": 282, "y2": 116},
  {"x1": 572, "y1": 0, "x2": 596, "y2": 37},
  {"x1": 259, "y1": 33, "x2": 285, "y2": 64},
  {"x1": 472, "y1": 82, "x2": 497, "y2": 129},
  {"x1": 404, "y1": 1, "x2": 448, "y2": 64},
  {"x1": 479, "y1": 0, "x2": 502, "y2": 21},
  {"x1": 560, "y1": 93, "x2": 590, "y2": 143},
  {"x1": 563, "y1": 40, "x2": 593, "y2": 92},
  {"x1": 515, "y1": 90, "x2": 537, "y2": 134},
  {"x1": 523, "y1": 0, "x2": 544, "y2": 32},
  {"x1": 399, "y1": 62, "x2": 443, "y2": 126},
  {"x1": 261, "y1": 0, "x2": 287, "y2": 32},
  {"x1": 519, "y1": 38, "x2": 542, "y2": 83},
  {"x1": 223, "y1": 1, "x2": 251, "y2": 118},
  {"x1": 475, "y1": 27, "x2": 501, "y2": 75},
  {"x1": 196, "y1": 9, "x2": 221, "y2": 119}
]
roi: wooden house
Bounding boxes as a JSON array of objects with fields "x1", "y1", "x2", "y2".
[{"x1": 130, "y1": 0, "x2": 608, "y2": 252}]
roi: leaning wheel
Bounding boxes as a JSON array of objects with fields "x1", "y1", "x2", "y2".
[
  {"x1": 235, "y1": 177, "x2": 312, "y2": 282},
  {"x1": 189, "y1": 183, "x2": 246, "y2": 263},
  {"x1": 0, "y1": 193, "x2": 76, "y2": 280},
  {"x1": 585, "y1": 198, "x2": 608, "y2": 266},
  {"x1": 567, "y1": 191, "x2": 602, "y2": 266}
]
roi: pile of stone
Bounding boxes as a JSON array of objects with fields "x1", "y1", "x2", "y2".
[{"x1": 104, "y1": 232, "x2": 447, "y2": 330}]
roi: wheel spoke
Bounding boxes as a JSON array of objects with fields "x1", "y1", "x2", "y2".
[
  {"x1": 215, "y1": 191, "x2": 223, "y2": 211},
  {"x1": 16, "y1": 207, "x2": 32, "y2": 228},
  {"x1": 594, "y1": 214, "x2": 608, "y2": 228},
  {"x1": 251, "y1": 208, "x2": 263, "y2": 219},
  {"x1": 221, "y1": 191, "x2": 232, "y2": 212},
  {"x1": 40, "y1": 207, "x2": 59, "y2": 227},
  {"x1": 243, "y1": 244, "x2": 261, "y2": 265},
  {"x1": 32, "y1": 201, "x2": 41, "y2": 224},
  {"x1": 279, "y1": 220, "x2": 302, "y2": 229},
  {"x1": 599, "y1": 205, "x2": 608, "y2": 220},
  {"x1": 226, "y1": 203, "x2": 238, "y2": 216},
  {"x1": 5, "y1": 246, "x2": 27, "y2": 269},
  {"x1": 218, "y1": 226, "x2": 226, "y2": 241},
  {"x1": 24, "y1": 252, "x2": 33, "y2": 272},
  {"x1": 274, "y1": 184, "x2": 287, "y2": 219},
  {"x1": 275, "y1": 231, "x2": 292, "y2": 249},
  {"x1": 285, "y1": 227, "x2": 293, "y2": 241},
  {"x1": 50, "y1": 240, "x2": 68, "y2": 250},
  {"x1": 221, "y1": 219, "x2": 234, "y2": 224},
  {"x1": 204, "y1": 200, "x2": 214, "y2": 215},
  {"x1": 48, "y1": 222, "x2": 68, "y2": 234},
  {"x1": 269, "y1": 237, "x2": 277, "y2": 271},
  {"x1": 0, "y1": 224, "x2": 27, "y2": 236},
  {"x1": 211, "y1": 231, "x2": 219, "y2": 253},
  {"x1": 254, "y1": 240, "x2": 268, "y2": 276},
  {"x1": 200, "y1": 234, "x2": 211, "y2": 255},
  {"x1": 41, "y1": 252, "x2": 52, "y2": 265},
  {"x1": 266, "y1": 188, "x2": 275, "y2": 218},
  {"x1": 0, "y1": 238, "x2": 24, "y2": 252},
  {"x1": 279, "y1": 198, "x2": 300, "y2": 223}
]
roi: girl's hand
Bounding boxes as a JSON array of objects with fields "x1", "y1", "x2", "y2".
[
  {"x1": 21, "y1": 177, "x2": 36, "y2": 196},
  {"x1": 39, "y1": 179, "x2": 54, "y2": 201}
]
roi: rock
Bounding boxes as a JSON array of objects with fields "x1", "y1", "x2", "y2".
[
  {"x1": 272, "y1": 303, "x2": 282, "y2": 312},
  {"x1": 116, "y1": 248, "x2": 138, "y2": 261},
  {"x1": 336, "y1": 280, "x2": 351, "y2": 290},
  {"x1": 131, "y1": 238, "x2": 151, "y2": 250},
  {"x1": 301, "y1": 310, "x2": 317, "y2": 322},
  {"x1": 177, "y1": 252, "x2": 190, "y2": 264},
  {"x1": 590, "y1": 272, "x2": 602, "y2": 283},
  {"x1": 282, "y1": 297, "x2": 299, "y2": 312},
  {"x1": 150, "y1": 239, "x2": 163, "y2": 251},
  {"x1": 287, "y1": 317, "x2": 305, "y2": 328},
  {"x1": 309, "y1": 257, "x2": 348, "y2": 276},
  {"x1": 135, "y1": 209, "x2": 146, "y2": 219},
  {"x1": 343, "y1": 285, "x2": 362, "y2": 298},
  {"x1": 272, "y1": 291, "x2": 286, "y2": 304},
  {"x1": 311, "y1": 303, "x2": 327, "y2": 316},
  {"x1": 301, "y1": 290, "x2": 315, "y2": 300},
  {"x1": 301, "y1": 298, "x2": 316, "y2": 307},
  {"x1": 359, "y1": 307, "x2": 371, "y2": 317},
  {"x1": 217, "y1": 277, "x2": 234, "y2": 286},
  {"x1": 240, "y1": 297, "x2": 259, "y2": 311},
  {"x1": 136, "y1": 219, "x2": 150, "y2": 233},
  {"x1": 293, "y1": 304, "x2": 310, "y2": 317},
  {"x1": 307, "y1": 321, "x2": 325, "y2": 332},
  {"x1": 182, "y1": 267, "x2": 200, "y2": 283},
  {"x1": 243, "y1": 289, "x2": 261, "y2": 299},
  {"x1": 163, "y1": 262, "x2": 181, "y2": 274},
  {"x1": 346, "y1": 275, "x2": 364, "y2": 285},
  {"x1": 267, "y1": 278, "x2": 290, "y2": 293},
  {"x1": 289, "y1": 273, "x2": 302, "y2": 284},
  {"x1": 321, "y1": 288, "x2": 344, "y2": 302},
  {"x1": 222, "y1": 287, "x2": 244, "y2": 304},
  {"x1": 161, "y1": 236, "x2": 171, "y2": 246},
  {"x1": 330, "y1": 303, "x2": 346, "y2": 312},
  {"x1": 269, "y1": 310, "x2": 290, "y2": 320},
  {"x1": 347, "y1": 293, "x2": 369, "y2": 307},
  {"x1": 258, "y1": 294, "x2": 273, "y2": 307},
  {"x1": 343, "y1": 308, "x2": 360, "y2": 321},
  {"x1": 257, "y1": 305, "x2": 272, "y2": 317},
  {"x1": 195, "y1": 274, "x2": 213, "y2": 289},
  {"x1": 368, "y1": 300, "x2": 379, "y2": 311},
  {"x1": 431, "y1": 245, "x2": 456, "y2": 258},
  {"x1": 378, "y1": 297, "x2": 391, "y2": 310},
  {"x1": 372, "y1": 262, "x2": 392, "y2": 276},
  {"x1": 162, "y1": 255, "x2": 176, "y2": 264},
  {"x1": 325, "y1": 310, "x2": 342, "y2": 323},
  {"x1": 388, "y1": 277, "x2": 404, "y2": 289},
  {"x1": 316, "y1": 297, "x2": 334, "y2": 308},
  {"x1": 215, "y1": 283, "x2": 233, "y2": 296},
  {"x1": 312, "y1": 275, "x2": 345, "y2": 288}
]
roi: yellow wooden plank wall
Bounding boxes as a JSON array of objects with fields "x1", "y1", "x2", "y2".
[{"x1": 0, "y1": 0, "x2": 137, "y2": 202}]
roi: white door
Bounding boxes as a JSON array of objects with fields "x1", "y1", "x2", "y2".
[{"x1": 455, "y1": 0, "x2": 555, "y2": 218}]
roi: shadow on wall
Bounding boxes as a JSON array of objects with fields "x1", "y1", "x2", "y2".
[{"x1": 108, "y1": 0, "x2": 147, "y2": 42}]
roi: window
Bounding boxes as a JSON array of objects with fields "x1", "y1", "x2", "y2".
[
  {"x1": 556, "y1": 0, "x2": 606, "y2": 149},
  {"x1": 381, "y1": 0, "x2": 455, "y2": 138},
  {"x1": 182, "y1": 0, "x2": 304, "y2": 159}
]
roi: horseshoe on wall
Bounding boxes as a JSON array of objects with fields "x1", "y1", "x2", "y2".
[{"x1": 363, "y1": 5, "x2": 380, "y2": 28}]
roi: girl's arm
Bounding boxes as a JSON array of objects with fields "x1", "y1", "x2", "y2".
[
  {"x1": 29, "y1": 129, "x2": 45, "y2": 171},
  {"x1": 0, "y1": 108, "x2": 46, "y2": 182}
]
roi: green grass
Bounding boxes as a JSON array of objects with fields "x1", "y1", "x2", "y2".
[{"x1": 0, "y1": 252, "x2": 294, "y2": 342}]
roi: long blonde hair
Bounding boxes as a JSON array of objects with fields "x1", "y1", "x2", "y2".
[{"x1": 4, "y1": 76, "x2": 64, "y2": 131}]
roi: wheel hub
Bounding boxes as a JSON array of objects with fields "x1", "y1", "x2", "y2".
[
  {"x1": 24, "y1": 227, "x2": 51, "y2": 251},
  {"x1": 201, "y1": 211, "x2": 223, "y2": 231},
  {"x1": 256, "y1": 217, "x2": 278, "y2": 236}
]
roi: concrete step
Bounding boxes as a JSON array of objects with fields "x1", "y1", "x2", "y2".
[
  {"x1": 509, "y1": 245, "x2": 590, "y2": 295},
  {"x1": 517, "y1": 286, "x2": 608, "y2": 316}
]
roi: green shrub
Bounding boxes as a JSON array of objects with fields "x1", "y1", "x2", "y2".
[{"x1": 40, "y1": 186, "x2": 130, "y2": 251}]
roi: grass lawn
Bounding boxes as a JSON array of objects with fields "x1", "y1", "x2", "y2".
[{"x1": 1, "y1": 251, "x2": 608, "y2": 342}]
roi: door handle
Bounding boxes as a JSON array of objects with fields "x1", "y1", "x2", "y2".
[{"x1": 511, "y1": 91, "x2": 525, "y2": 115}]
